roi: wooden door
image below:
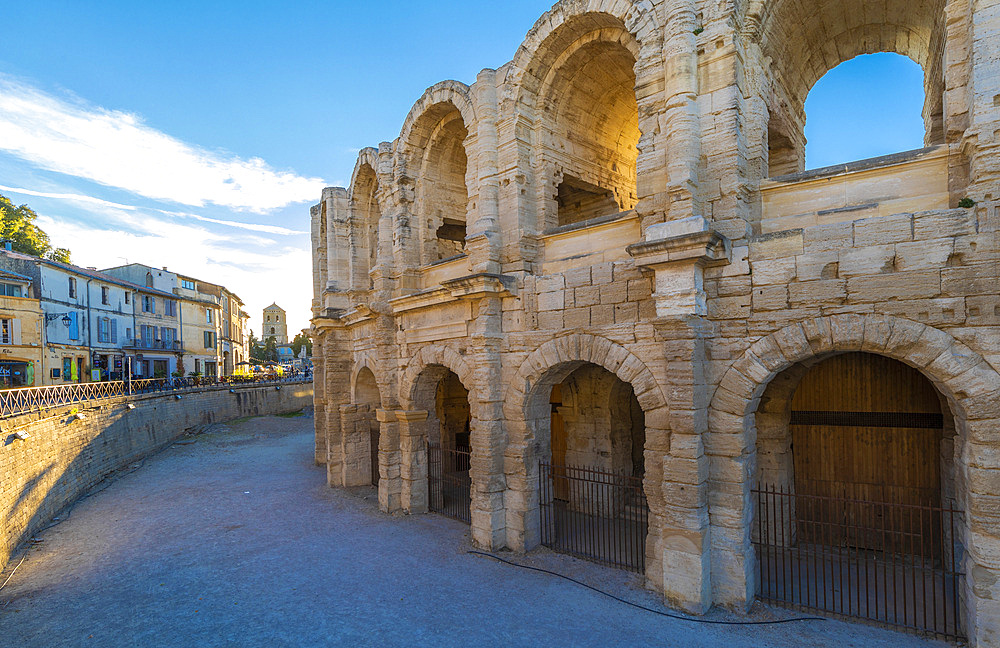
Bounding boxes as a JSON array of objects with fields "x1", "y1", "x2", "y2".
[{"x1": 790, "y1": 353, "x2": 943, "y2": 553}]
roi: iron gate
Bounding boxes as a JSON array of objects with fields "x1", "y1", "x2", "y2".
[
  {"x1": 753, "y1": 483, "x2": 965, "y2": 641},
  {"x1": 539, "y1": 461, "x2": 647, "y2": 573},
  {"x1": 428, "y1": 446, "x2": 471, "y2": 523}
]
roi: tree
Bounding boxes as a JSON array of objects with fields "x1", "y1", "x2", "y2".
[
  {"x1": 263, "y1": 336, "x2": 279, "y2": 362},
  {"x1": 248, "y1": 330, "x2": 267, "y2": 362},
  {"x1": 0, "y1": 193, "x2": 72, "y2": 263},
  {"x1": 290, "y1": 332, "x2": 312, "y2": 358}
]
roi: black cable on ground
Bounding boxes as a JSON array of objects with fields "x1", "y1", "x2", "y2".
[{"x1": 468, "y1": 550, "x2": 826, "y2": 626}]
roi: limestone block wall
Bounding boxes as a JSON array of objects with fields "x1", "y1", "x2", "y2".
[
  {"x1": 1, "y1": 381, "x2": 313, "y2": 571},
  {"x1": 307, "y1": 0, "x2": 1000, "y2": 643}
]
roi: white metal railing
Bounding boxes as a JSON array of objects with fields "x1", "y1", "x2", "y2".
[{"x1": 0, "y1": 375, "x2": 312, "y2": 419}]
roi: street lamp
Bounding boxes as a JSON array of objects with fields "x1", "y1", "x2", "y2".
[{"x1": 45, "y1": 313, "x2": 73, "y2": 326}]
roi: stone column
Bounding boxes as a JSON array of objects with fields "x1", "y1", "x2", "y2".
[
  {"x1": 377, "y1": 408, "x2": 402, "y2": 513},
  {"x1": 660, "y1": 0, "x2": 703, "y2": 224},
  {"x1": 398, "y1": 410, "x2": 430, "y2": 514},
  {"x1": 630, "y1": 219, "x2": 731, "y2": 614},
  {"x1": 310, "y1": 328, "x2": 327, "y2": 465}
]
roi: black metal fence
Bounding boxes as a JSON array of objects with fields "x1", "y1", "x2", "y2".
[
  {"x1": 428, "y1": 446, "x2": 471, "y2": 523},
  {"x1": 753, "y1": 483, "x2": 965, "y2": 641},
  {"x1": 539, "y1": 461, "x2": 647, "y2": 573}
]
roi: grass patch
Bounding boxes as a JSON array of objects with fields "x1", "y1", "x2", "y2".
[{"x1": 276, "y1": 410, "x2": 305, "y2": 418}]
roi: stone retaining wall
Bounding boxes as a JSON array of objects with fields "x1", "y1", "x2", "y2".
[{"x1": 0, "y1": 381, "x2": 313, "y2": 570}]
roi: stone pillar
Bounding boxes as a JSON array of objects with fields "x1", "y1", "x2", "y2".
[
  {"x1": 467, "y1": 68, "x2": 502, "y2": 276},
  {"x1": 660, "y1": 0, "x2": 703, "y2": 224},
  {"x1": 311, "y1": 329, "x2": 327, "y2": 465},
  {"x1": 377, "y1": 408, "x2": 402, "y2": 513},
  {"x1": 398, "y1": 410, "x2": 429, "y2": 514},
  {"x1": 655, "y1": 317, "x2": 715, "y2": 615},
  {"x1": 965, "y1": 0, "x2": 1000, "y2": 200},
  {"x1": 630, "y1": 222, "x2": 731, "y2": 614}
]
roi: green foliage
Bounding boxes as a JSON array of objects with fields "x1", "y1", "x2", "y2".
[
  {"x1": 263, "y1": 336, "x2": 279, "y2": 362},
  {"x1": 958, "y1": 197, "x2": 976, "y2": 208},
  {"x1": 290, "y1": 332, "x2": 312, "y2": 358},
  {"x1": 249, "y1": 330, "x2": 267, "y2": 362},
  {"x1": 0, "y1": 193, "x2": 72, "y2": 262}
]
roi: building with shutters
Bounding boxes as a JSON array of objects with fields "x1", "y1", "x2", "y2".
[
  {"x1": 175, "y1": 273, "x2": 223, "y2": 378},
  {"x1": 0, "y1": 268, "x2": 43, "y2": 387}
]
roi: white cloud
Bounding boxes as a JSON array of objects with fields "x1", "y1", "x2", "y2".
[
  {"x1": 0, "y1": 77, "x2": 326, "y2": 212},
  {"x1": 35, "y1": 214, "x2": 314, "y2": 334},
  {"x1": 0, "y1": 184, "x2": 307, "y2": 235}
]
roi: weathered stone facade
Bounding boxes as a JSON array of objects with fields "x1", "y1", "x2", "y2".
[{"x1": 310, "y1": 1, "x2": 1000, "y2": 644}]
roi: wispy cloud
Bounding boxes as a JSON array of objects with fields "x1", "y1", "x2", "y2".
[
  {"x1": 0, "y1": 77, "x2": 325, "y2": 211},
  {"x1": 0, "y1": 184, "x2": 307, "y2": 235}
]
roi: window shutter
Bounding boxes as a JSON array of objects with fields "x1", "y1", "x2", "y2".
[
  {"x1": 111, "y1": 319, "x2": 118, "y2": 344},
  {"x1": 12, "y1": 318, "x2": 21, "y2": 345},
  {"x1": 69, "y1": 312, "x2": 79, "y2": 340}
]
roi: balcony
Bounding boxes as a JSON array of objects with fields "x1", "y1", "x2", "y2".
[
  {"x1": 123, "y1": 339, "x2": 184, "y2": 353},
  {"x1": 760, "y1": 145, "x2": 952, "y2": 233}
]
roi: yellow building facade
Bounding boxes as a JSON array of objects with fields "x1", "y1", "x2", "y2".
[{"x1": 0, "y1": 270, "x2": 44, "y2": 387}]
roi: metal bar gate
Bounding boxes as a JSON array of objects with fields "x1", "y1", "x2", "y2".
[
  {"x1": 753, "y1": 483, "x2": 965, "y2": 641},
  {"x1": 539, "y1": 461, "x2": 647, "y2": 573},
  {"x1": 428, "y1": 446, "x2": 471, "y2": 523}
]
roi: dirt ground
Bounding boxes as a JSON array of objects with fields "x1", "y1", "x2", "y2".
[{"x1": 0, "y1": 412, "x2": 950, "y2": 647}]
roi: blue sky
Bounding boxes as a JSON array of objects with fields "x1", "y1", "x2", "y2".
[{"x1": 0, "y1": 2, "x2": 925, "y2": 333}]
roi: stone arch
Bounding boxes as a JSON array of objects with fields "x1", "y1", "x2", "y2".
[
  {"x1": 510, "y1": 0, "x2": 661, "y2": 97},
  {"x1": 396, "y1": 81, "x2": 476, "y2": 160},
  {"x1": 350, "y1": 351, "x2": 381, "y2": 404},
  {"x1": 509, "y1": 1, "x2": 661, "y2": 232},
  {"x1": 504, "y1": 333, "x2": 668, "y2": 420},
  {"x1": 399, "y1": 344, "x2": 476, "y2": 410},
  {"x1": 502, "y1": 333, "x2": 672, "y2": 583},
  {"x1": 347, "y1": 149, "x2": 384, "y2": 290},
  {"x1": 348, "y1": 147, "x2": 381, "y2": 199},
  {"x1": 395, "y1": 83, "x2": 476, "y2": 264},
  {"x1": 745, "y1": 0, "x2": 947, "y2": 175},
  {"x1": 707, "y1": 313, "x2": 1000, "y2": 638}
]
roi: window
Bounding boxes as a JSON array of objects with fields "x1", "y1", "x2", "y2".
[
  {"x1": 101, "y1": 286, "x2": 110, "y2": 305},
  {"x1": 98, "y1": 317, "x2": 110, "y2": 343},
  {"x1": 204, "y1": 331, "x2": 215, "y2": 349},
  {"x1": 142, "y1": 295, "x2": 155, "y2": 313},
  {"x1": 0, "y1": 283, "x2": 22, "y2": 297},
  {"x1": 194, "y1": 359, "x2": 201, "y2": 373},
  {"x1": 125, "y1": 291, "x2": 130, "y2": 304},
  {"x1": 126, "y1": 327, "x2": 132, "y2": 340},
  {"x1": 68, "y1": 277, "x2": 77, "y2": 298},
  {"x1": 206, "y1": 308, "x2": 213, "y2": 324},
  {"x1": 145, "y1": 272, "x2": 154, "y2": 287},
  {"x1": 164, "y1": 300, "x2": 177, "y2": 317},
  {"x1": 63, "y1": 357, "x2": 73, "y2": 382},
  {"x1": 182, "y1": 279, "x2": 195, "y2": 290},
  {"x1": 0, "y1": 319, "x2": 11, "y2": 344}
]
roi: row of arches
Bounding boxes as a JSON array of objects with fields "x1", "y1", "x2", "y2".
[
  {"x1": 339, "y1": 0, "x2": 957, "y2": 278},
  {"x1": 326, "y1": 315, "x2": 997, "y2": 641}
]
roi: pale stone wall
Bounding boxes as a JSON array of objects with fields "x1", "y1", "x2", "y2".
[
  {"x1": 310, "y1": 0, "x2": 1000, "y2": 643},
  {"x1": 1, "y1": 381, "x2": 313, "y2": 571}
]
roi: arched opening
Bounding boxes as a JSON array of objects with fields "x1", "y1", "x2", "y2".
[
  {"x1": 352, "y1": 163, "x2": 380, "y2": 290},
  {"x1": 760, "y1": 0, "x2": 946, "y2": 177},
  {"x1": 532, "y1": 18, "x2": 640, "y2": 228},
  {"x1": 411, "y1": 104, "x2": 469, "y2": 263},
  {"x1": 803, "y1": 54, "x2": 926, "y2": 170},
  {"x1": 354, "y1": 367, "x2": 381, "y2": 486},
  {"x1": 752, "y1": 352, "x2": 962, "y2": 637},
  {"x1": 410, "y1": 365, "x2": 472, "y2": 522},
  {"x1": 535, "y1": 363, "x2": 648, "y2": 572}
]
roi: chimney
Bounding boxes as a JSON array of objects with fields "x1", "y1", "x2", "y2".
[{"x1": 162, "y1": 266, "x2": 168, "y2": 271}]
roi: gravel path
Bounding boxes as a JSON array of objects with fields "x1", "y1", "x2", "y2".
[{"x1": 0, "y1": 413, "x2": 949, "y2": 648}]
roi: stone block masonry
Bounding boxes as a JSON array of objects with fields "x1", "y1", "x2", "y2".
[{"x1": 0, "y1": 381, "x2": 313, "y2": 571}]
